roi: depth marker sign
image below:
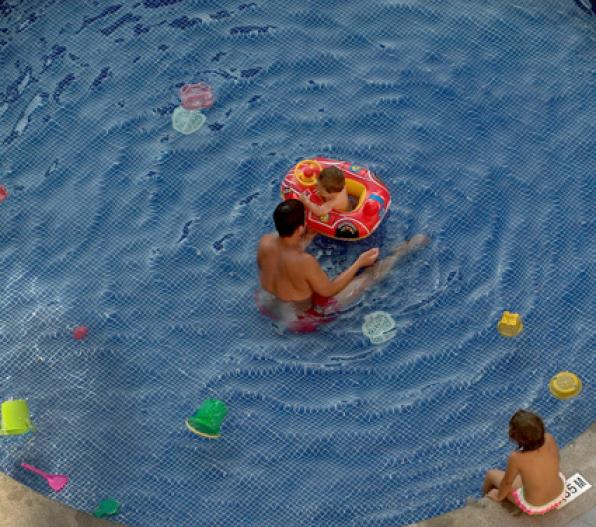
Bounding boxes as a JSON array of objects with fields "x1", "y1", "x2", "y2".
[{"x1": 558, "y1": 473, "x2": 592, "y2": 509}]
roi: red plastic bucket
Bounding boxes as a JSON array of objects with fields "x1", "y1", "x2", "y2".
[{"x1": 180, "y1": 83, "x2": 214, "y2": 110}]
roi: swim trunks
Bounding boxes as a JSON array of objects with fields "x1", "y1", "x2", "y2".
[
  {"x1": 255, "y1": 289, "x2": 338, "y2": 333},
  {"x1": 512, "y1": 473, "x2": 566, "y2": 515}
]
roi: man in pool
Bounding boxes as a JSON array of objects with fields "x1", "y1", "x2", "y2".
[{"x1": 256, "y1": 199, "x2": 429, "y2": 332}]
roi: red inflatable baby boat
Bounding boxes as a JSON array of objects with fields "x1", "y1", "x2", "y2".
[{"x1": 281, "y1": 157, "x2": 391, "y2": 240}]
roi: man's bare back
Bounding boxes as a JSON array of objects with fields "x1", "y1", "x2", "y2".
[
  {"x1": 257, "y1": 232, "x2": 319, "y2": 303},
  {"x1": 258, "y1": 199, "x2": 429, "y2": 321},
  {"x1": 257, "y1": 230, "x2": 379, "y2": 305}
]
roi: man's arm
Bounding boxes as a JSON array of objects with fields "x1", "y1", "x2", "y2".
[
  {"x1": 257, "y1": 235, "x2": 274, "y2": 270},
  {"x1": 256, "y1": 237, "x2": 266, "y2": 269},
  {"x1": 303, "y1": 248, "x2": 379, "y2": 298}
]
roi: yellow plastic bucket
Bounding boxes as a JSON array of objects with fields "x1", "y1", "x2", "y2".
[
  {"x1": 497, "y1": 311, "x2": 523, "y2": 337},
  {"x1": 0, "y1": 399, "x2": 34, "y2": 435},
  {"x1": 549, "y1": 372, "x2": 582, "y2": 400}
]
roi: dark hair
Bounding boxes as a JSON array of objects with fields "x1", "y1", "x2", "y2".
[
  {"x1": 273, "y1": 199, "x2": 305, "y2": 237},
  {"x1": 509, "y1": 410, "x2": 545, "y2": 452},
  {"x1": 318, "y1": 167, "x2": 345, "y2": 193}
]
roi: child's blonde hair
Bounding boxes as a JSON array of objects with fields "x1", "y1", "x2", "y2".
[{"x1": 318, "y1": 167, "x2": 345, "y2": 193}]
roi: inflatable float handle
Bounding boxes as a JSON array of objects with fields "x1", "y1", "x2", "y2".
[
  {"x1": 282, "y1": 187, "x2": 300, "y2": 200},
  {"x1": 294, "y1": 159, "x2": 322, "y2": 186}
]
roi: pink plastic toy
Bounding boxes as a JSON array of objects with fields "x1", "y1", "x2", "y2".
[
  {"x1": 180, "y1": 82, "x2": 214, "y2": 110},
  {"x1": 73, "y1": 326, "x2": 88, "y2": 340},
  {"x1": 21, "y1": 463, "x2": 69, "y2": 492}
]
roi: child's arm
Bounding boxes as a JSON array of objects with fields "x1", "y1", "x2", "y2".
[
  {"x1": 299, "y1": 193, "x2": 336, "y2": 217},
  {"x1": 492, "y1": 455, "x2": 520, "y2": 502}
]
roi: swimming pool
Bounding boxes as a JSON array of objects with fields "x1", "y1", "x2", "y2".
[{"x1": 0, "y1": 0, "x2": 594, "y2": 525}]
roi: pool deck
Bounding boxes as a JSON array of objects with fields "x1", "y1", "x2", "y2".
[
  {"x1": 0, "y1": 471, "x2": 124, "y2": 527},
  {"x1": 0, "y1": 424, "x2": 593, "y2": 527},
  {"x1": 410, "y1": 423, "x2": 596, "y2": 527}
]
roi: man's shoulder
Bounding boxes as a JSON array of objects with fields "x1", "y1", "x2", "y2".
[
  {"x1": 259, "y1": 232, "x2": 276, "y2": 243},
  {"x1": 296, "y1": 250, "x2": 317, "y2": 265},
  {"x1": 258, "y1": 233, "x2": 277, "y2": 251}
]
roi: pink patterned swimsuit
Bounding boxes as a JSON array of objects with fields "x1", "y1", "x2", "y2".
[{"x1": 512, "y1": 473, "x2": 566, "y2": 515}]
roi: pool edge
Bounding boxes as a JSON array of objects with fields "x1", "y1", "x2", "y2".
[
  {"x1": 0, "y1": 423, "x2": 593, "y2": 527},
  {"x1": 0, "y1": 471, "x2": 124, "y2": 527},
  {"x1": 408, "y1": 423, "x2": 596, "y2": 527}
]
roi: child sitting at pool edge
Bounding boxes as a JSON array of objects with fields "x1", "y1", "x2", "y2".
[
  {"x1": 299, "y1": 166, "x2": 351, "y2": 216},
  {"x1": 483, "y1": 409, "x2": 566, "y2": 516}
]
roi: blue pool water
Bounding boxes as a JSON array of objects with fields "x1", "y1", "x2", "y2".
[{"x1": 0, "y1": 1, "x2": 594, "y2": 526}]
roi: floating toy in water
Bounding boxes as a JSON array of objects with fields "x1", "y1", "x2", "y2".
[
  {"x1": 93, "y1": 498, "x2": 121, "y2": 518},
  {"x1": 362, "y1": 311, "x2": 397, "y2": 344},
  {"x1": 73, "y1": 325, "x2": 88, "y2": 340},
  {"x1": 497, "y1": 311, "x2": 523, "y2": 337},
  {"x1": 21, "y1": 463, "x2": 69, "y2": 492},
  {"x1": 185, "y1": 399, "x2": 228, "y2": 439},
  {"x1": 281, "y1": 157, "x2": 391, "y2": 240},
  {"x1": 180, "y1": 82, "x2": 214, "y2": 110},
  {"x1": 0, "y1": 399, "x2": 34, "y2": 436},
  {"x1": 172, "y1": 106, "x2": 206, "y2": 135},
  {"x1": 549, "y1": 371, "x2": 582, "y2": 400},
  {"x1": 0, "y1": 185, "x2": 8, "y2": 202}
]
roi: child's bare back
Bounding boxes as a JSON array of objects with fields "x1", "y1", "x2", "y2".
[
  {"x1": 324, "y1": 185, "x2": 350, "y2": 212},
  {"x1": 509, "y1": 432, "x2": 563, "y2": 504}
]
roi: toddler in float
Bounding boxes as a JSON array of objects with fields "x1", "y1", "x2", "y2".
[{"x1": 299, "y1": 166, "x2": 351, "y2": 216}]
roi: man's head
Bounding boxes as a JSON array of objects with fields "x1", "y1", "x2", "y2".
[
  {"x1": 317, "y1": 167, "x2": 345, "y2": 199},
  {"x1": 273, "y1": 199, "x2": 305, "y2": 237},
  {"x1": 509, "y1": 409, "x2": 545, "y2": 452}
]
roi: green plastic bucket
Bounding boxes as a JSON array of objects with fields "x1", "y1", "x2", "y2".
[
  {"x1": 185, "y1": 399, "x2": 228, "y2": 439},
  {"x1": 0, "y1": 399, "x2": 34, "y2": 436}
]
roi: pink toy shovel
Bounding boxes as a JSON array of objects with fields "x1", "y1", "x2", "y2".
[{"x1": 21, "y1": 463, "x2": 69, "y2": 492}]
